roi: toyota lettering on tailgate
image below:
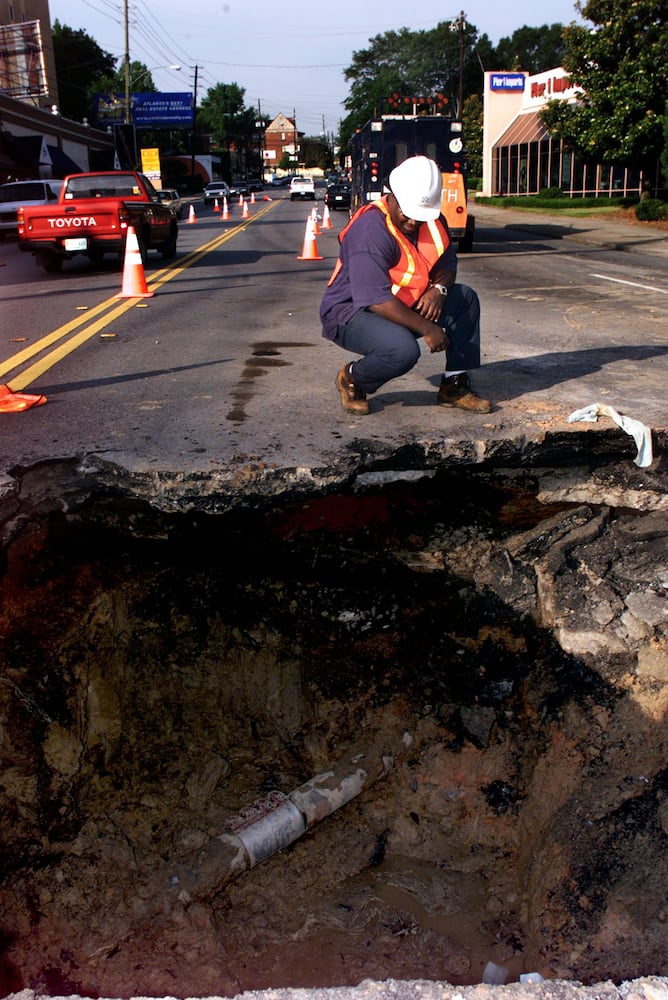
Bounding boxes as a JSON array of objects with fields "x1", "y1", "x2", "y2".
[{"x1": 47, "y1": 217, "x2": 99, "y2": 229}]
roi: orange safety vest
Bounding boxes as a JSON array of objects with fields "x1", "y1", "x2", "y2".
[{"x1": 327, "y1": 196, "x2": 450, "y2": 307}]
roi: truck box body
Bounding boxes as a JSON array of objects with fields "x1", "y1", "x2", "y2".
[{"x1": 350, "y1": 116, "x2": 474, "y2": 251}]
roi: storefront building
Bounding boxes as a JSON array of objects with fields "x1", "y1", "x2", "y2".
[{"x1": 481, "y1": 67, "x2": 644, "y2": 199}]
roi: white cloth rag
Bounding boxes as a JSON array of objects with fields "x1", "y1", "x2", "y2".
[{"x1": 567, "y1": 403, "x2": 653, "y2": 467}]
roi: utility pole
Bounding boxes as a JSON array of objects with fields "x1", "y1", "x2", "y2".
[
  {"x1": 190, "y1": 65, "x2": 199, "y2": 188},
  {"x1": 452, "y1": 10, "x2": 466, "y2": 120},
  {"x1": 123, "y1": 0, "x2": 131, "y2": 124}
]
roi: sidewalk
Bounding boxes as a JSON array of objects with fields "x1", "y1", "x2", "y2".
[{"x1": 471, "y1": 200, "x2": 668, "y2": 259}]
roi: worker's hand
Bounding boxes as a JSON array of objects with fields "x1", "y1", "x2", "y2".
[
  {"x1": 424, "y1": 324, "x2": 449, "y2": 354},
  {"x1": 414, "y1": 286, "x2": 446, "y2": 323}
]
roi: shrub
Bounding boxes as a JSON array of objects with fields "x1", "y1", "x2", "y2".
[
  {"x1": 538, "y1": 187, "x2": 565, "y2": 198},
  {"x1": 635, "y1": 198, "x2": 668, "y2": 221}
]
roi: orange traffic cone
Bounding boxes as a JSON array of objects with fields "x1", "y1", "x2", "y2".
[
  {"x1": 310, "y1": 206, "x2": 321, "y2": 235},
  {"x1": 187, "y1": 204, "x2": 197, "y2": 223},
  {"x1": 262, "y1": 194, "x2": 272, "y2": 201},
  {"x1": 297, "y1": 216, "x2": 323, "y2": 261},
  {"x1": 0, "y1": 384, "x2": 47, "y2": 413},
  {"x1": 238, "y1": 194, "x2": 243, "y2": 206},
  {"x1": 222, "y1": 196, "x2": 230, "y2": 219},
  {"x1": 250, "y1": 191, "x2": 256, "y2": 204},
  {"x1": 213, "y1": 198, "x2": 220, "y2": 212},
  {"x1": 322, "y1": 203, "x2": 333, "y2": 229},
  {"x1": 242, "y1": 200, "x2": 250, "y2": 219},
  {"x1": 118, "y1": 225, "x2": 154, "y2": 298}
]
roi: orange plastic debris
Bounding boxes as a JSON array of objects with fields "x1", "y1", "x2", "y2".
[{"x1": 0, "y1": 384, "x2": 47, "y2": 412}]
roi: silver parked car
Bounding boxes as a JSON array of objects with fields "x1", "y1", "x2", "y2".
[{"x1": 0, "y1": 178, "x2": 64, "y2": 237}]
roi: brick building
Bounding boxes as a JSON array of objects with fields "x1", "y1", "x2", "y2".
[{"x1": 263, "y1": 113, "x2": 303, "y2": 173}]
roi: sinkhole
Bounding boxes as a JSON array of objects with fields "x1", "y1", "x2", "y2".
[{"x1": 0, "y1": 460, "x2": 666, "y2": 998}]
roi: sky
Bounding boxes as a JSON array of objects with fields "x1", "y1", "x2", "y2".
[{"x1": 48, "y1": 0, "x2": 584, "y2": 137}]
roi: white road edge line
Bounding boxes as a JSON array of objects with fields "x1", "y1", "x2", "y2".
[{"x1": 590, "y1": 273, "x2": 667, "y2": 294}]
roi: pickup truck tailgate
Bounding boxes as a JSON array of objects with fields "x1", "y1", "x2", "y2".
[{"x1": 20, "y1": 204, "x2": 125, "y2": 236}]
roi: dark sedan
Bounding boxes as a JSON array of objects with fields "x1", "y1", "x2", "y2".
[{"x1": 324, "y1": 183, "x2": 351, "y2": 211}]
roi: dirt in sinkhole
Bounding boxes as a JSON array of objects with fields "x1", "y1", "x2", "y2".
[{"x1": 0, "y1": 467, "x2": 666, "y2": 998}]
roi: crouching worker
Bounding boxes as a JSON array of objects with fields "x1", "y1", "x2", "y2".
[{"x1": 320, "y1": 155, "x2": 491, "y2": 416}]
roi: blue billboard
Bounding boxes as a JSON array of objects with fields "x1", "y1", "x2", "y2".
[{"x1": 94, "y1": 92, "x2": 194, "y2": 128}]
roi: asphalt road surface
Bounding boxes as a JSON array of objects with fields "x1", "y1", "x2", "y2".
[{"x1": 1, "y1": 192, "x2": 666, "y2": 477}]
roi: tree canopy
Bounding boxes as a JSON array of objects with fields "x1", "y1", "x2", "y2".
[
  {"x1": 540, "y1": 0, "x2": 668, "y2": 169},
  {"x1": 197, "y1": 82, "x2": 255, "y2": 149},
  {"x1": 339, "y1": 19, "x2": 569, "y2": 150},
  {"x1": 52, "y1": 21, "x2": 116, "y2": 122},
  {"x1": 493, "y1": 24, "x2": 568, "y2": 73}
]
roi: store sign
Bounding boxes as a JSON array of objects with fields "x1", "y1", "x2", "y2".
[
  {"x1": 531, "y1": 74, "x2": 573, "y2": 99},
  {"x1": 490, "y1": 73, "x2": 525, "y2": 92}
]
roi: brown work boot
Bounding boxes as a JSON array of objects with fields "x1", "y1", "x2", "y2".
[
  {"x1": 336, "y1": 363, "x2": 369, "y2": 415},
  {"x1": 437, "y1": 373, "x2": 491, "y2": 413}
]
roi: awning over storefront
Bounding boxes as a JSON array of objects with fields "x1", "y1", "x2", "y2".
[
  {"x1": 493, "y1": 110, "x2": 550, "y2": 148},
  {"x1": 47, "y1": 144, "x2": 84, "y2": 176}
]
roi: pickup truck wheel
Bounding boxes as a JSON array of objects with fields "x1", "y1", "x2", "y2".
[
  {"x1": 37, "y1": 253, "x2": 62, "y2": 273},
  {"x1": 136, "y1": 231, "x2": 149, "y2": 268},
  {"x1": 160, "y1": 230, "x2": 177, "y2": 260}
]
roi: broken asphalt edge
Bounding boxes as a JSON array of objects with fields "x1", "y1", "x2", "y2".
[{"x1": 3, "y1": 974, "x2": 668, "y2": 1000}]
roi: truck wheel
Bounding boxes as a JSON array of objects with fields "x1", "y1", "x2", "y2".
[
  {"x1": 459, "y1": 216, "x2": 475, "y2": 253},
  {"x1": 160, "y1": 229, "x2": 177, "y2": 260},
  {"x1": 137, "y1": 230, "x2": 149, "y2": 268},
  {"x1": 37, "y1": 253, "x2": 62, "y2": 273}
]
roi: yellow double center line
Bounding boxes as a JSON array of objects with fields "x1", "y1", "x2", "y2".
[{"x1": 2, "y1": 202, "x2": 276, "y2": 391}]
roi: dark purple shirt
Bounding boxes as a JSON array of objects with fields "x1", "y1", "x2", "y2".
[{"x1": 320, "y1": 205, "x2": 457, "y2": 341}]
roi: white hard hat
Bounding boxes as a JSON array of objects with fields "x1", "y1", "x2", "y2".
[{"x1": 388, "y1": 155, "x2": 442, "y2": 222}]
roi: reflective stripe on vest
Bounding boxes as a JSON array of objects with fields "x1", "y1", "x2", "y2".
[{"x1": 326, "y1": 197, "x2": 450, "y2": 307}]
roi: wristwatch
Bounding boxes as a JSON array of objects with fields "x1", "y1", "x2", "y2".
[{"x1": 432, "y1": 283, "x2": 448, "y2": 296}]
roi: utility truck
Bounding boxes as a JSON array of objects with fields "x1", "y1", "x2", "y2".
[{"x1": 350, "y1": 115, "x2": 475, "y2": 252}]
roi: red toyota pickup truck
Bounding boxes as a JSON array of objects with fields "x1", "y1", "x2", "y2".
[{"x1": 17, "y1": 170, "x2": 179, "y2": 273}]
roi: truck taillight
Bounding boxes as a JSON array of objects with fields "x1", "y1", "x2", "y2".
[{"x1": 17, "y1": 207, "x2": 24, "y2": 234}]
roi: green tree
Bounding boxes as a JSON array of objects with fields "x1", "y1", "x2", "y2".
[
  {"x1": 462, "y1": 93, "x2": 484, "y2": 178},
  {"x1": 198, "y1": 82, "x2": 254, "y2": 149},
  {"x1": 96, "y1": 61, "x2": 157, "y2": 96},
  {"x1": 540, "y1": 0, "x2": 668, "y2": 171},
  {"x1": 52, "y1": 21, "x2": 116, "y2": 122},
  {"x1": 301, "y1": 136, "x2": 332, "y2": 169},
  {"x1": 493, "y1": 24, "x2": 568, "y2": 73}
]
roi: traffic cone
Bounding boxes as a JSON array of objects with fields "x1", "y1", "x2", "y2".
[
  {"x1": 0, "y1": 384, "x2": 47, "y2": 413},
  {"x1": 187, "y1": 204, "x2": 197, "y2": 223},
  {"x1": 250, "y1": 191, "x2": 256, "y2": 204},
  {"x1": 242, "y1": 200, "x2": 250, "y2": 219},
  {"x1": 297, "y1": 216, "x2": 323, "y2": 261},
  {"x1": 213, "y1": 198, "x2": 220, "y2": 212},
  {"x1": 322, "y1": 203, "x2": 333, "y2": 229},
  {"x1": 118, "y1": 225, "x2": 154, "y2": 298},
  {"x1": 238, "y1": 194, "x2": 243, "y2": 206},
  {"x1": 310, "y1": 206, "x2": 321, "y2": 235},
  {"x1": 222, "y1": 197, "x2": 230, "y2": 219}
]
